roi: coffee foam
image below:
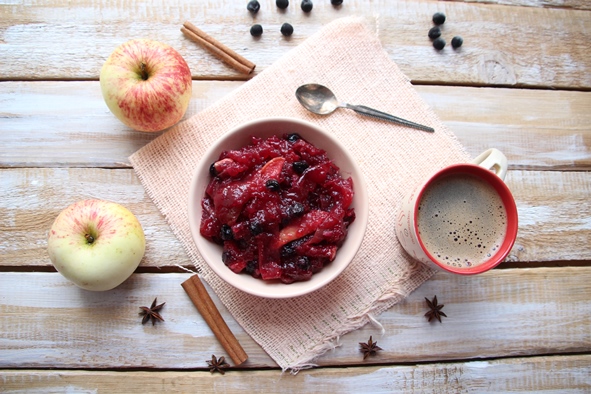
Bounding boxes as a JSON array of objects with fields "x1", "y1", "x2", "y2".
[{"x1": 417, "y1": 173, "x2": 507, "y2": 269}]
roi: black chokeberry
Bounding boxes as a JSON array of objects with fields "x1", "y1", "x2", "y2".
[
  {"x1": 292, "y1": 161, "x2": 309, "y2": 174},
  {"x1": 276, "y1": 0, "x2": 289, "y2": 9},
  {"x1": 331, "y1": 0, "x2": 343, "y2": 5},
  {"x1": 280, "y1": 23, "x2": 294, "y2": 36},
  {"x1": 281, "y1": 243, "x2": 296, "y2": 257},
  {"x1": 250, "y1": 24, "x2": 263, "y2": 37},
  {"x1": 301, "y1": 0, "x2": 313, "y2": 12},
  {"x1": 286, "y1": 133, "x2": 301, "y2": 142},
  {"x1": 296, "y1": 256, "x2": 310, "y2": 270},
  {"x1": 432, "y1": 12, "x2": 446, "y2": 25},
  {"x1": 433, "y1": 37, "x2": 446, "y2": 50},
  {"x1": 451, "y1": 36, "x2": 463, "y2": 49},
  {"x1": 247, "y1": 0, "x2": 260, "y2": 13},
  {"x1": 266, "y1": 179, "x2": 281, "y2": 191},
  {"x1": 244, "y1": 260, "x2": 258, "y2": 275},
  {"x1": 220, "y1": 224, "x2": 234, "y2": 241},
  {"x1": 290, "y1": 202, "x2": 305, "y2": 216},
  {"x1": 222, "y1": 250, "x2": 230, "y2": 264},
  {"x1": 428, "y1": 26, "x2": 441, "y2": 40},
  {"x1": 249, "y1": 220, "x2": 263, "y2": 235},
  {"x1": 209, "y1": 162, "x2": 218, "y2": 177}
]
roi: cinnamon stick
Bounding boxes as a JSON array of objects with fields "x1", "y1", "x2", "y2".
[
  {"x1": 181, "y1": 275, "x2": 248, "y2": 365},
  {"x1": 181, "y1": 21, "x2": 256, "y2": 75}
]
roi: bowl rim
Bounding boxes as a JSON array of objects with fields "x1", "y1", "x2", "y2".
[{"x1": 188, "y1": 117, "x2": 368, "y2": 298}]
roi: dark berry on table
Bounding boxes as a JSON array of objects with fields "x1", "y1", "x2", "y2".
[
  {"x1": 247, "y1": 0, "x2": 260, "y2": 13},
  {"x1": 276, "y1": 0, "x2": 289, "y2": 9},
  {"x1": 331, "y1": 0, "x2": 343, "y2": 5},
  {"x1": 301, "y1": 0, "x2": 313, "y2": 12},
  {"x1": 209, "y1": 162, "x2": 218, "y2": 177},
  {"x1": 286, "y1": 133, "x2": 301, "y2": 142},
  {"x1": 266, "y1": 179, "x2": 281, "y2": 191},
  {"x1": 433, "y1": 37, "x2": 446, "y2": 50},
  {"x1": 428, "y1": 26, "x2": 441, "y2": 40},
  {"x1": 451, "y1": 36, "x2": 463, "y2": 48},
  {"x1": 220, "y1": 224, "x2": 234, "y2": 241},
  {"x1": 280, "y1": 23, "x2": 294, "y2": 36},
  {"x1": 292, "y1": 161, "x2": 309, "y2": 174},
  {"x1": 250, "y1": 24, "x2": 263, "y2": 37},
  {"x1": 432, "y1": 12, "x2": 446, "y2": 25}
]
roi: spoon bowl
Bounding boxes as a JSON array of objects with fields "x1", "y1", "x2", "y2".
[
  {"x1": 295, "y1": 84, "x2": 340, "y2": 115},
  {"x1": 295, "y1": 83, "x2": 435, "y2": 133}
]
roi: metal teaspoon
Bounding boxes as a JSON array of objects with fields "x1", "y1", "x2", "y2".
[{"x1": 295, "y1": 84, "x2": 435, "y2": 133}]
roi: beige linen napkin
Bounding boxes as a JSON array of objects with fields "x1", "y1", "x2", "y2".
[{"x1": 130, "y1": 16, "x2": 469, "y2": 371}]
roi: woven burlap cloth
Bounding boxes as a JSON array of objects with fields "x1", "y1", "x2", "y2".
[{"x1": 130, "y1": 17, "x2": 469, "y2": 371}]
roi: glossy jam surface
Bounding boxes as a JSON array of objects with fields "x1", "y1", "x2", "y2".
[{"x1": 200, "y1": 134, "x2": 355, "y2": 283}]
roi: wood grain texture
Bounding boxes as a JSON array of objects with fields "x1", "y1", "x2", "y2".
[
  {"x1": 0, "y1": 0, "x2": 589, "y2": 389},
  {"x1": 1, "y1": 81, "x2": 589, "y2": 169},
  {"x1": 0, "y1": 268, "x2": 589, "y2": 369},
  {"x1": 2, "y1": 354, "x2": 591, "y2": 392},
  {"x1": 462, "y1": 0, "x2": 591, "y2": 10},
  {"x1": 0, "y1": 81, "x2": 240, "y2": 168},
  {"x1": 1, "y1": 168, "x2": 590, "y2": 269},
  {"x1": 0, "y1": 1, "x2": 589, "y2": 88}
]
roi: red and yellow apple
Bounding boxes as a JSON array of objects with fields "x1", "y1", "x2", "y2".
[
  {"x1": 47, "y1": 199, "x2": 146, "y2": 291},
  {"x1": 100, "y1": 39, "x2": 192, "y2": 132}
]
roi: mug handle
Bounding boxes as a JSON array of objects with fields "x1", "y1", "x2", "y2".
[{"x1": 472, "y1": 148, "x2": 508, "y2": 180}]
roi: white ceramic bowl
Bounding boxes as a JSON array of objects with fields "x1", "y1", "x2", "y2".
[{"x1": 188, "y1": 117, "x2": 368, "y2": 298}]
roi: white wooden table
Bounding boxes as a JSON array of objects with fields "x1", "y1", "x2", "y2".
[{"x1": 1, "y1": 0, "x2": 590, "y2": 392}]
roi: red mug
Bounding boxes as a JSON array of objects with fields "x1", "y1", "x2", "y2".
[{"x1": 395, "y1": 149, "x2": 518, "y2": 275}]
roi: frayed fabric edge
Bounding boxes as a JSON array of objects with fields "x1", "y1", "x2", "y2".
[{"x1": 284, "y1": 286, "x2": 416, "y2": 374}]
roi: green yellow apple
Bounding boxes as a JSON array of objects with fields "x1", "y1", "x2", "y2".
[
  {"x1": 47, "y1": 199, "x2": 146, "y2": 291},
  {"x1": 100, "y1": 39, "x2": 192, "y2": 132}
]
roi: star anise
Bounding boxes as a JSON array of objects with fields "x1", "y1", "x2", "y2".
[
  {"x1": 425, "y1": 295, "x2": 447, "y2": 323},
  {"x1": 139, "y1": 297, "x2": 165, "y2": 325},
  {"x1": 359, "y1": 335, "x2": 383, "y2": 360},
  {"x1": 207, "y1": 354, "x2": 230, "y2": 374}
]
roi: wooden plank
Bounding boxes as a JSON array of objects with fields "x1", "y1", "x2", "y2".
[
  {"x1": 0, "y1": 168, "x2": 189, "y2": 269},
  {"x1": 506, "y1": 170, "x2": 591, "y2": 264},
  {"x1": 1, "y1": 82, "x2": 589, "y2": 169},
  {"x1": 463, "y1": 0, "x2": 591, "y2": 10},
  {"x1": 0, "y1": 81, "x2": 241, "y2": 168},
  {"x1": 419, "y1": 86, "x2": 591, "y2": 171},
  {"x1": 1, "y1": 168, "x2": 589, "y2": 268},
  {"x1": 0, "y1": 1, "x2": 589, "y2": 89},
  {"x1": 2, "y1": 355, "x2": 591, "y2": 392},
  {"x1": 0, "y1": 268, "x2": 589, "y2": 369}
]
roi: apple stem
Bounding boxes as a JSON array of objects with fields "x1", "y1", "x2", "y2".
[
  {"x1": 140, "y1": 63, "x2": 149, "y2": 81},
  {"x1": 85, "y1": 233, "x2": 95, "y2": 244}
]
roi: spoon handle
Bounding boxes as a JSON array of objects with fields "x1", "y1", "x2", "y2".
[{"x1": 345, "y1": 104, "x2": 435, "y2": 133}]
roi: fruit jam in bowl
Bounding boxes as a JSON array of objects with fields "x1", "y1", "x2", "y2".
[{"x1": 188, "y1": 118, "x2": 368, "y2": 298}]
